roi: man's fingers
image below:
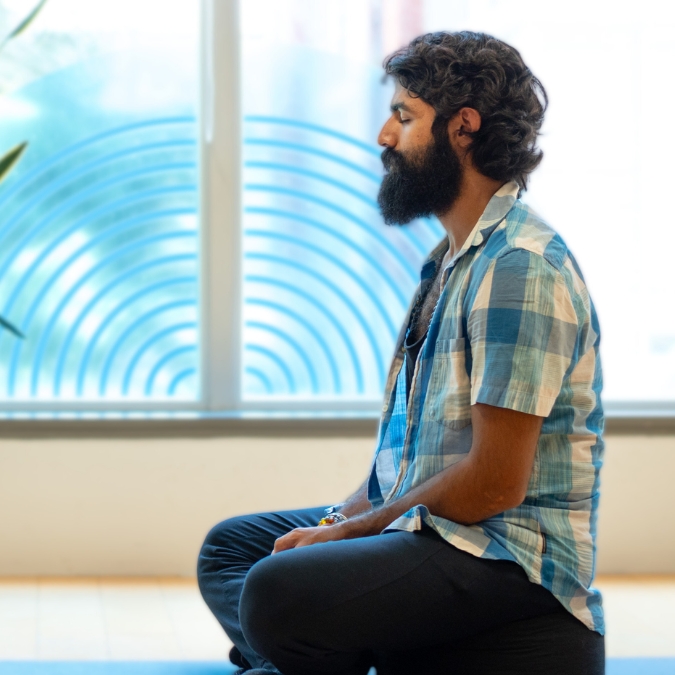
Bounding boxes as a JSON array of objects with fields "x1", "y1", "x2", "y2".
[
  {"x1": 272, "y1": 530, "x2": 298, "y2": 554},
  {"x1": 272, "y1": 536, "x2": 289, "y2": 554},
  {"x1": 272, "y1": 527, "x2": 326, "y2": 554}
]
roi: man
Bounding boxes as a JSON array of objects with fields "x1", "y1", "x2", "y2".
[{"x1": 198, "y1": 32, "x2": 605, "y2": 675}]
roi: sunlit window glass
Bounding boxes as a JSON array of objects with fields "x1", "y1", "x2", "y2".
[
  {"x1": 240, "y1": 0, "x2": 443, "y2": 402},
  {"x1": 242, "y1": 0, "x2": 675, "y2": 406},
  {"x1": 421, "y1": 0, "x2": 675, "y2": 404},
  {"x1": 0, "y1": 0, "x2": 200, "y2": 401}
]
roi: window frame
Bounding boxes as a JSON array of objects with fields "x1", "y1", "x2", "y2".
[
  {"x1": 200, "y1": 0, "x2": 241, "y2": 413},
  {"x1": 0, "y1": 0, "x2": 672, "y2": 428},
  {"x1": 203, "y1": 0, "x2": 675, "y2": 423}
]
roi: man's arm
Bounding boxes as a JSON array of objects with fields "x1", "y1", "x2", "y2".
[
  {"x1": 339, "y1": 479, "x2": 372, "y2": 518},
  {"x1": 273, "y1": 402, "x2": 542, "y2": 552}
]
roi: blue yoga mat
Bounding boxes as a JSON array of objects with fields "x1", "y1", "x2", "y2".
[
  {"x1": 0, "y1": 665, "x2": 237, "y2": 675},
  {"x1": 607, "y1": 659, "x2": 675, "y2": 675},
  {"x1": 0, "y1": 659, "x2": 673, "y2": 674}
]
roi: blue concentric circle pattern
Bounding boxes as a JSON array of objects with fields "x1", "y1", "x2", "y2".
[
  {"x1": 0, "y1": 113, "x2": 442, "y2": 403},
  {"x1": 0, "y1": 117, "x2": 200, "y2": 401},
  {"x1": 242, "y1": 116, "x2": 443, "y2": 401}
]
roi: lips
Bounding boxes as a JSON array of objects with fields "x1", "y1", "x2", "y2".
[{"x1": 381, "y1": 148, "x2": 403, "y2": 172}]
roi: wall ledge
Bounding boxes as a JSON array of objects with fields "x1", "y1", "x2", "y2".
[
  {"x1": 0, "y1": 408, "x2": 673, "y2": 437},
  {"x1": 0, "y1": 414, "x2": 380, "y2": 438}
]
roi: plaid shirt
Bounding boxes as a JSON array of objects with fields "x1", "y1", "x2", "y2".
[{"x1": 368, "y1": 181, "x2": 605, "y2": 634}]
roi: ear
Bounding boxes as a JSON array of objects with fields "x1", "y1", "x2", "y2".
[{"x1": 448, "y1": 107, "x2": 482, "y2": 150}]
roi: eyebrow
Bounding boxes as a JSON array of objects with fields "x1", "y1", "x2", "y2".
[{"x1": 390, "y1": 101, "x2": 413, "y2": 113}]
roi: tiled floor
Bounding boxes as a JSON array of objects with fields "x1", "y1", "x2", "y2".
[
  {"x1": 597, "y1": 576, "x2": 675, "y2": 658},
  {"x1": 0, "y1": 579, "x2": 232, "y2": 661},
  {"x1": 0, "y1": 576, "x2": 673, "y2": 661}
]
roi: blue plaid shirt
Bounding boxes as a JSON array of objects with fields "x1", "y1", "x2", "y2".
[{"x1": 369, "y1": 181, "x2": 605, "y2": 634}]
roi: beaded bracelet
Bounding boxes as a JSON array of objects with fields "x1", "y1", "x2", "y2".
[{"x1": 317, "y1": 512, "x2": 348, "y2": 526}]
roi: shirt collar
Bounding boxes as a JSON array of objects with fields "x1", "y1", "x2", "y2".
[
  {"x1": 433, "y1": 180, "x2": 520, "y2": 284},
  {"x1": 451, "y1": 180, "x2": 519, "y2": 262},
  {"x1": 412, "y1": 180, "x2": 520, "y2": 318},
  {"x1": 392, "y1": 181, "x2": 520, "y2": 368}
]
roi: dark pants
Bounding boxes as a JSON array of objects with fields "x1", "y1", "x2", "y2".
[{"x1": 197, "y1": 506, "x2": 605, "y2": 675}]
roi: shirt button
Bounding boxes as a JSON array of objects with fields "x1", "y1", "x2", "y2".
[{"x1": 382, "y1": 404, "x2": 388, "y2": 412}]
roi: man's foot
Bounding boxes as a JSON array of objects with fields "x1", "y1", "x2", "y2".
[
  {"x1": 229, "y1": 646, "x2": 251, "y2": 669},
  {"x1": 229, "y1": 645, "x2": 280, "y2": 673}
]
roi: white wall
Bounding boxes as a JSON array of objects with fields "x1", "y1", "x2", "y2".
[
  {"x1": 595, "y1": 435, "x2": 675, "y2": 574},
  {"x1": 0, "y1": 433, "x2": 672, "y2": 576}
]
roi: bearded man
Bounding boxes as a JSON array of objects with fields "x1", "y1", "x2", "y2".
[{"x1": 198, "y1": 31, "x2": 605, "y2": 675}]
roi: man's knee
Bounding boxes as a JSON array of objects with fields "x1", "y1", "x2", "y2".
[
  {"x1": 197, "y1": 515, "x2": 253, "y2": 586},
  {"x1": 201, "y1": 515, "x2": 251, "y2": 551},
  {"x1": 240, "y1": 551, "x2": 370, "y2": 674},
  {"x1": 239, "y1": 552, "x2": 306, "y2": 660}
]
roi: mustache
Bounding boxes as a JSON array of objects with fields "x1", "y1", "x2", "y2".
[{"x1": 381, "y1": 147, "x2": 406, "y2": 172}]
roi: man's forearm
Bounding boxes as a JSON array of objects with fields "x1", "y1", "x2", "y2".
[
  {"x1": 274, "y1": 405, "x2": 540, "y2": 553},
  {"x1": 339, "y1": 480, "x2": 372, "y2": 518},
  {"x1": 332, "y1": 467, "x2": 458, "y2": 541},
  {"x1": 273, "y1": 459, "x2": 493, "y2": 554},
  {"x1": 334, "y1": 404, "x2": 541, "y2": 540},
  {"x1": 334, "y1": 452, "x2": 522, "y2": 540}
]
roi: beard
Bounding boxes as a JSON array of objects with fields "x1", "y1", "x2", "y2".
[{"x1": 377, "y1": 122, "x2": 463, "y2": 226}]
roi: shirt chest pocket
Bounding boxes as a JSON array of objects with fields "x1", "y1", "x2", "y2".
[{"x1": 423, "y1": 337, "x2": 472, "y2": 430}]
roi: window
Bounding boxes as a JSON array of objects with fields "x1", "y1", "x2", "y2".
[
  {"x1": 410, "y1": 0, "x2": 675, "y2": 411},
  {"x1": 239, "y1": 1, "x2": 442, "y2": 405},
  {"x1": 0, "y1": 0, "x2": 200, "y2": 407},
  {"x1": 236, "y1": 0, "x2": 675, "y2": 413},
  {"x1": 2, "y1": 0, "x2": 674, "y2": 415}
]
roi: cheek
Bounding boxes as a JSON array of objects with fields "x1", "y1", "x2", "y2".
[{"x1": 399, "y1": 127, "x2": 431, "y2": 156}]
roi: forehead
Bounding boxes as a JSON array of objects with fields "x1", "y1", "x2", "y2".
[{"x1": 390, "y1": 81, "x2": 432, "y2": 114}]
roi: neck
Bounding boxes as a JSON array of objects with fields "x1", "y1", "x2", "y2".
[{"x1": 437, "y1": 170, "x2": 504, "y2": 259}]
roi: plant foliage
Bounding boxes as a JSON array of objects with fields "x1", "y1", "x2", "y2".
[
  {"x1": 0, "y1": 141, "x2": 27, "y2": 185},
  {"x1": 0, "y1": 0, "x2": 49, "y2": 337},
  {"x1": 0, "y1": 315, "x2": 25, "y2": 339},
  {"x1": 0, "y1": 0, "x2": 49, "y2": 49}
]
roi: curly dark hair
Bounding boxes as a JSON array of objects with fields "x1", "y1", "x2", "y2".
[{"x1": 384, "y1": 31, "x2": 548, "y2": 190}]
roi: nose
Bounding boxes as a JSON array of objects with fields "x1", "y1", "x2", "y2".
[{"x1": 378, "y1": 116, "x2": 397, "y2": 149}]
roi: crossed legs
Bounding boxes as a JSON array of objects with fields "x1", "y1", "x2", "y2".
[{"x1": 197, "y1": 507, "x2": 603, "y2": 675}]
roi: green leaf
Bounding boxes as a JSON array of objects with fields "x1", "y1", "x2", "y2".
[
  {"x1": 0, "y1": 315, "x2": 24, "y2": 339},
  {"x1": 0, "y1": 0, "x2": 49, "y2": 48},
  {"x1": 0, "y1": 141, "x2": 27, "y2": 185}
]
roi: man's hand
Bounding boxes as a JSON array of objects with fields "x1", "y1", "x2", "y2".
[{"x1": 272, "y1": 525, "x2": 349, "y2": 554}]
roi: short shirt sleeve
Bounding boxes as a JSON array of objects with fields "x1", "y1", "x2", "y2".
[{"x1": 467, "y1": 248, "x2": 578, "y2": 417}]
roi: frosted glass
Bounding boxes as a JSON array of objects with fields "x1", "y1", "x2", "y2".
[
  {"x1": 240, "y1": 1, "x2": 444, "y2": 401},
  {"x1": 421, "y1": 0, "x2": 675, "y2": 403},
  {"x1": 242, "y1": 0, "x2": 675, "y2": 405},
  {"x1": 0, "y1": 0, "x2": 199, "y2": 401}
]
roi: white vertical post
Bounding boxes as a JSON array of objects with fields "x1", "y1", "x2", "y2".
[{"x1": 200, "y1": 0, "x2": 242, "y2": 411}]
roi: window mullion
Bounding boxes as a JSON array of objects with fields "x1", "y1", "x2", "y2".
[{"x1": 201, "y1": 0, "x2": 242, "y2": 411}]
